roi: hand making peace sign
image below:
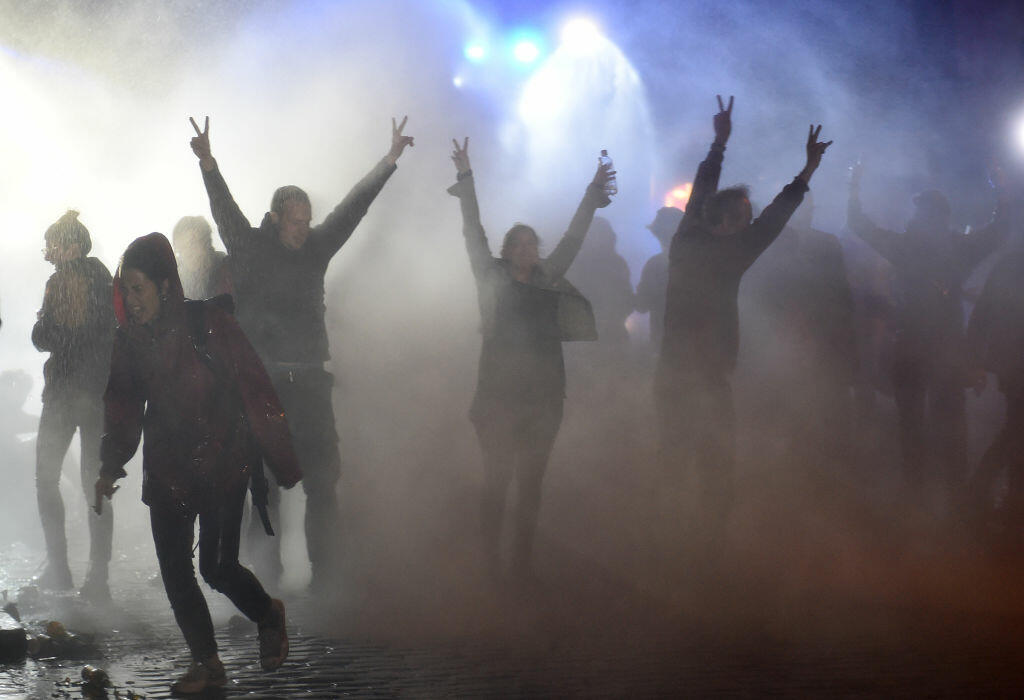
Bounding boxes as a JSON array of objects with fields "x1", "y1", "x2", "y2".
[
  {"x1": 387, "y1": 116, "x2": 415, "y2": 165},
  {"x1": 189, "y1": 116, "x2": 215, "y2": 171},
  {"x1": 713, "y1": 94, "x2": 734, "y2": 145},
  {"x1": 451, "y1": 136, "x2": 471, "y2": 175}
]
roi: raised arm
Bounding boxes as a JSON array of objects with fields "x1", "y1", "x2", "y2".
[
  {"x1": 738, "y1": 124, "x2": 831, "y2": 264},
  {"x1": 446, "y1": 137, "x2": 495, "y2": 280},
  {"x1": 846, "y1": 161, "x2": 901, "y2": 263},
  {"x1": 190, "y1": 116, "x2": 254, "y2": 255},
  {"x1": 544, "y1": 161, "x2": 614, "y2": 279},
  {"x1": 958, "y1": 166, "x2": 1010, "y2": 272},
  {"x1": 676, "y1": 95, "x2": 733, "y2": 240},
  {"x1": 315, "y1": 116, "x2": 412, "y2": 257}
]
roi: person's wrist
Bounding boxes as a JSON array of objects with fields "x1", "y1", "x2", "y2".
[{"x1": 456, "y1": 168, "x2": 472, "y2": 181}]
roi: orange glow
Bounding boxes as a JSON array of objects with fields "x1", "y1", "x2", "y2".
[{"x1": 664, "y1": 182, "x2": 693, "y2": 209}]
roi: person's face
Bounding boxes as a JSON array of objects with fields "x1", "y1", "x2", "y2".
[
  {"x1": 713, "y1": 198, "x2": 753, "y2": 237},
  {"x1": 504, "y1": 230, "x2": 540, "y2": 272},
  {"x1": 43, "y1": 238, "x2": 82, "y2": 266},
  {"x1": 122, "y1": 268, "x2": 167, "y2": 325},
  {"x1": 274, "y1": 199, "x2": 313, "y2": 250}
]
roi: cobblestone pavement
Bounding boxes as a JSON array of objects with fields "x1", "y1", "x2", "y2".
[{"x1": 4, "y1": 536, "x2": 1024, "y2": 699}]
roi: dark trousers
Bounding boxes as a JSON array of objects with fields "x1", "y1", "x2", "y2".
[
  {"x1": 247, "y1": 367, "x2": 341, "y2": 584},
  {"x1": 968, "y1": 391, "x2": 1024, "y2": 528},
  {"x1": 656, "y1": 374, "x2": 736, "y2": 536},
  {"x1": 473, "y1": 398, "x2": 563, "y2": 573},
  {"x1": 152, "y1": 485, "x2": 272, "y2": 662},
  {"x1": 35, "y1": 393, "x2": 111, "y2": 573},
  {"x1": 891, "y1": 357, "x2": 967, "y2": 492}
]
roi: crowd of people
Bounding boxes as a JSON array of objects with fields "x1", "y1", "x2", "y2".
[{"x1": 18, "y1": 95, "x2": 1023, "y2": 693}]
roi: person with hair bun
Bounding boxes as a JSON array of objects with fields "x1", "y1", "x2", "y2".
[{"x1": 32, "y1": 210, "x2": 115, "y2": 599}]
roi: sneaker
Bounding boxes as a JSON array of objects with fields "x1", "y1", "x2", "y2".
[
  {"x1": 257, "y1": 598, "x2": 288, "y2": 671},
  {"x1": 170, "y1": 656, "x2": 226, "y2": 695},
  {"x1": 33, "y1": 563, "x2": 73, "y2": 592}
]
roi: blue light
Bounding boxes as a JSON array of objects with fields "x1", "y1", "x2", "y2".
[
  {"x1": 512, "y1": 40, "x2": 540, "y2": 64},
  {"x1": 464, "y1": 43, "x2": 487, "y2": 62}
]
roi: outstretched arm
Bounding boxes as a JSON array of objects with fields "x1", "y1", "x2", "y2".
[
  {"x1": 677, "y1": 95, "x2": 733, "y2": 240},
  {"x1": 739, "y1": 124, "x2": 832, "y2": 264},
  {"x1": 446, "y1": 137, "x2": 494, "y2": 279},
  {"x1": 544, "y1": 161, "x2": 614, "y2": 279},
  {"x1": 190, "y1": 116, "x2": 255, "y2": 255},
  {"x1": 847, "y1": 161, "x2": 901, "y2": 263},
  {"x1": 959, "y1": 165, "x2": 1010, "y2": 271},
  {"x1": 316, "y1": 116, "x2": 412, "y2": 256}
]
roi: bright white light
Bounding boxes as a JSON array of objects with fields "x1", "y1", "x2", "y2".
[
  {"x1": 1016, "y1": 115, "x2": 1024, "y2": 154},
  {"x1": 464, "y1": 43, "x2": 486, "y2": 62},
  {"x1": 560, "y1": 17, "x2": 602, "y2": 50},
  {"x1": 513, "y1": 40, "x2": 540, "y2": 64},
  {"x1": 452, "y1": 75, "x2": 464, "y2": 88}
]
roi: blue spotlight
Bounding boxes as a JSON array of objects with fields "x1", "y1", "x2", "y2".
[
  {"x1": 464, "y1": 42, "x2": 487, "y2": 62},
  {"x1": 512, "y1": 39, "x2": 540, "y2": 64}
]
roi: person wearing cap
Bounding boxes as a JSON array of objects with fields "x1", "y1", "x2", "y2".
[
  {"x1": 848, "y1": 164, "x2": 1007, "y2": 505},
  {"x1": 636, "y1": 206, "x2": 683, "y2": 352},
  {"x1": 32, "y1": 211, "x2": 116, "y2": 599}
]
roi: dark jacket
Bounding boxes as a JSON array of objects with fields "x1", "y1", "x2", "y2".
[
  {"x1": 32, "y1": 256, "x2": 115, "y2": 401},
  {"x1": 448, "y1": 174, "x2": 608, "y2": 405},
  {"x1": 201, "y1": 158, "x2": 397, "y2": 365},
  {"x1": 967, "y1": 251, "x2": 1024, "y2": 395},
  {"x1": 847, "y1": 194, "x2": 1005, "y2": 368},
  {"x1": 100, "y1": 233, "x2": 301, "y2": 513},
  {"x1": 658, "y1": 144, "x2": 809, "y2": 385}
]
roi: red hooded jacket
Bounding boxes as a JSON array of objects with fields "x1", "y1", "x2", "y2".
[{"x1": 100, "y1": 233, "x2": 301, "y2": 512}]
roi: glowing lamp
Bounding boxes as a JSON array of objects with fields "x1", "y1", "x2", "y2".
[
  {"x1": 664, "y1": 183, "x2": 693, "y2": 209},
  {"x1": 560, "y1": 17, "x2": 602, "y2": 50},
  {"x1": 513, "y1": 40, "x2": 540, "y2": 64},
  {"x1": 1016, "y1": 115, "x2": 1024, "y2": 155},
  {"x1": 464, "y1": 43, "x2": 487, "y2": 62},
  {"x1": 452, "y1": 75, "x2": 465, "y2": 88}
]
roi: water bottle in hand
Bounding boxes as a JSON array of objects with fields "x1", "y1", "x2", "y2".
[{"x1": 599, "y1": 149, "x2": 617, "y2": 196}]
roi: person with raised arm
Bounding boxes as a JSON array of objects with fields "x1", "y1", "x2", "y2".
[
  {"x1": 188, "y1": 115, "x2": 413, "y2": 592},
  {"x1": 848, "y1": 162, "x2": 1007, "y2": 506},
  {"x1": 448, "y1": 137, "x2": 612, "y2": 583},
  {"x1": 656, "y1": 95, "x2": 832, "y2": 550},
  {"x1": 95, "y1": 233, "x2": 301, "y2": 694}
]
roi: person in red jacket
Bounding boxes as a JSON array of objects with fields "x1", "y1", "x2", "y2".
[{"x1": 94, "y1": 233, "x2": 302, "y2": 694}]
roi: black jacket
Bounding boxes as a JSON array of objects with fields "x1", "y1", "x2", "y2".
[
  {"x1": 448, "y1": 173, "x2": 607, "y2": 406},
  {"x1": 201, "y1": 158, "x2": 397, "y2": 365},
  {"x1": 658, "y1": 144, "x2": 808, "y2": 385},
  {"x1": 32, "y1": 257, "x2": 115, "y2": 401},
  {"x1": 967, "y1": 251, "x2": 1024, "y2": 395}
]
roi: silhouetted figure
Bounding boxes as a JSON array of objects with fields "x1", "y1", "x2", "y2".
[
  {"x1": 569, "y1": 217, "x2": 634, "y2": 348},
  {"x1": 447, "y1": 137, "x2": 611, "y2": 582},
  {"x1": 188, "y1": 115, "x2": 414, "y2": 591},
  {"x1": 171, "y1": 216, "x2": 229, "y2": 300},
  {"x1": 636, "y1": 207, "x2": 683, "y2": 352},
  {"x1": 95, "y1": 233, "x2": 301, "y2": 694},
  {"x1": 848, "y1": 164, "x2": 1006, "y2": 504},
  {"x1": 656, "y1": 96, "x2": 831, "y2": 546},
  {"x1": 741, "y1": 195, "x2": 857, "y2": 468},
  {"x1": 964, "y1": 250, "x2": 1024, "y2": 544},
  {"x1": 32, "y1": 211, "x2": 115, "y2": 598}
]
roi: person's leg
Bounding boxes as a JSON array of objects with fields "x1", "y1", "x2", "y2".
[
  {"x1": 691, "y1": 377, "x2": 736, "y2": 542},
  {"x1": 35, "y1": 399, "x2": 76, "y2": 588},
  {"x1": 473, "y1": 402, "x2": 517, "y2": 577},
  {"x1": 198, "y1": 486, "x2": 272, "y2": 622},
  {"x1": 246, "y1": 467, "x2": 283, "y2": 586},
  {"x1": 76, "y1": 395, "x2": 111, "y2": 597},
  {"x1": 891, "y1": 357, "x2": 927, "y2": 491},
  {"x1": 510, "y1": 400, "x2": 563, "y2": 577},
  {"x1": 281, "y1": 369, "x2": 342, "y2": 591},
  {"x1": 928, "y1": 369, "x2": 968, "y2": 507},
  {"x1": 151, "y1": 504, "x2": 218, "y2": 663}
]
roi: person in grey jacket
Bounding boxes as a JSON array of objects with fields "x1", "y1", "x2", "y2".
[{"x1": 448, "y1": 137, "x2": 612, "y2": 583}]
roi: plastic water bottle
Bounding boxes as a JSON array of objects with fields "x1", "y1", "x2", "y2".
[{"x1": 599, "y1": 150, "x2": 617, "y2": 196}]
